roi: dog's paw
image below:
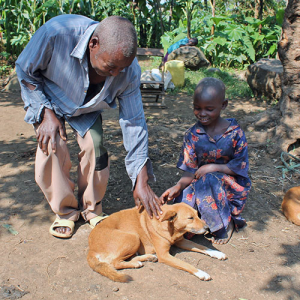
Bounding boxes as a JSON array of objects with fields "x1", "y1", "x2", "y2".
[
  {"x1": 205, "y1": 249, "x2": 227, "y2": 260},
  {"x1": 194, "y1": 269, "x2": 211, "y2": 281},
  {"x1": 148, "y1": 254, "x2": 158, "y2": 262},
  {"x1": 133, "y1": 261, "x2": 144, "y2": 268}
]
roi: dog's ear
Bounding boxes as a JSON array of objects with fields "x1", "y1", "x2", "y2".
[{"x1": 161, "y1": 210, "x2": 177, "y2": 222}]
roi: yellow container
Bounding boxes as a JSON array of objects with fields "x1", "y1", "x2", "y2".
[{"x1": 165, "y1": 60, "x2": 185, "y2": 87}]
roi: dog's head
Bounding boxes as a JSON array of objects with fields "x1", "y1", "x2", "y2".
[{"x1": 160, "y1": 203, "x2": 209, "y2": 235}]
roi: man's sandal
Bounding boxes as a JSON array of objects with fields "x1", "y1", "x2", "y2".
[
  {"x1": 49, "y1": 218, "x2": 75, "y2": 239},
  {"x1": 89, "y1": 213, "x2": 109, "y2": 228}
]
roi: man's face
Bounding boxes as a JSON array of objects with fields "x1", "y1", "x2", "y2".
[{"x1": 89, "y1": 38, "x2": 135, "y2": 77}]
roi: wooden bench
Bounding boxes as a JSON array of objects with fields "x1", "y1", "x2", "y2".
[{"x1": 136, "y1": 48, "x2": 166, "y2": 108}]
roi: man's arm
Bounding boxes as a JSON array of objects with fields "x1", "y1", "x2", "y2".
[
  {"x1": 117, "y1": 59, "x2": 161, "y2": 217},
  {"x1": 16, "y1": 27, "x2": 66, "y2": 154},
  {"x1": 133, "y1": 164, "x2": 163, "y2": 218}
]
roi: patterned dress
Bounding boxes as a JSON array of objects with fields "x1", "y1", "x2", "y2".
[{"x1": 174, "y1": 118, "x2": 251, "y2": 233}]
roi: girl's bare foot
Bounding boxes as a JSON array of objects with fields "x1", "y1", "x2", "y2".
[{"x1": 205, "y1": 219, "x2": 234, "y2": 245}]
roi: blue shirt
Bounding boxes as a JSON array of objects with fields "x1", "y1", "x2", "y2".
[
  {"x1": 167, "y1": 38, "x2": 189, "y2": 54},
  {"x1": 15, "y1": 14, "x2": 154, "y2": 187}
]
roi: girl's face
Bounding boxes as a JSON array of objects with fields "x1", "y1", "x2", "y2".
[{"x1": 193, "y1": 95, "x2": 227, "y2": 127}]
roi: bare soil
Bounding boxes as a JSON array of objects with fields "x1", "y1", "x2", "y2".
[{"x1": 0, "y1": 90, "x2": 300, "y2": 300}]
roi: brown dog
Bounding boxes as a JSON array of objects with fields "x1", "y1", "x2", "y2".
[
  {"x1": 282, "y1": 186, "x2": 300, "y2": 225},
  {"x1": 87, "y1": 203, "x2": 227, "y2": 282}
]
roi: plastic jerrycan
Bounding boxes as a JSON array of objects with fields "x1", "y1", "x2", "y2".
[{"x1": 165, "y1": 60, "x2": 185, "y2": 87}]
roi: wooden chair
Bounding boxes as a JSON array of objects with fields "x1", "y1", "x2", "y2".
[{"x1": 136, "y1": 48, "x2": 166, "y2": 108}]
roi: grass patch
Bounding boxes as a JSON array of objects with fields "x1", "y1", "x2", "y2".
[
  {"x1": 168, "y1": 68, "x2": 253, "y2": 99},
  {"x1": 138, "y1": 57, "x2": 253, "y2": 100}
]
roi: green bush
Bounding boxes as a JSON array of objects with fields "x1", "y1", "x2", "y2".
[{"x1": 161, "y1": 10, "x2": 284, "y2": 69}]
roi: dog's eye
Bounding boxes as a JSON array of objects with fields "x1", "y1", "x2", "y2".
[{"x1": 188, "y1": 217, "x2": 194, "y2": 220}]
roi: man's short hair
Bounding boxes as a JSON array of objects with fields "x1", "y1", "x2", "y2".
[
  {"x1": 93, "y1": 16, "x2": 137, "y2": 58},
  {"x1": 188, "y1": 38, "x2": 198, "y2": 46}
]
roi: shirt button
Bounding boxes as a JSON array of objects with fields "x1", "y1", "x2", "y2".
[{"x1": 84, "y1": 90, "x2": 87, "y2": 93}]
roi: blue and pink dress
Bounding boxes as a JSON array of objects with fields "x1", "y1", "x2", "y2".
[{"x1": 174, "y1": 118, "x2": 251, "y2": 233}]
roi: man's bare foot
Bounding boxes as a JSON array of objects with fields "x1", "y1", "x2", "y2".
[
  {"x1": 49, "y1": 219, "x2": 75, "y2": 238},
  {"x1": 205, "y1": 219, "x2": 234, "y2": 245},
  {"x1": 55, "y1": 227, "x2": 72, "y2": 235}
]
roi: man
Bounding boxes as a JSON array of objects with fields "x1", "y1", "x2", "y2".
[
  {"x1": 163, "y1": 37, "x2": 198, "y2": 63},
  {"x1": 16, "y1": 14, "x2": 162, "y2": 238}
]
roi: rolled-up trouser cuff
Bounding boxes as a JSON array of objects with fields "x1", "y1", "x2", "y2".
[{"x1": 81, "y1": 201, "x2": 103, "y2": 222}]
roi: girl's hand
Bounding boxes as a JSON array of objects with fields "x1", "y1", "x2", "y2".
[
  {"x1": 194, "y1": 164, "x2": 236, "y2": 179},
  {"x1": 194, "y1": 164, "x2": 218, "y2": 179},
  {"x1": 160, "y1": 184, "x2": 182, "y2": 203}
]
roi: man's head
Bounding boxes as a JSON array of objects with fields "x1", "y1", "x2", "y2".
[
  {"x1": 89, "y1": 16, "x2": 137, "y2": 77},
  {"x1": 187, "y1": 38, "x2": 198, "y2": 47}
]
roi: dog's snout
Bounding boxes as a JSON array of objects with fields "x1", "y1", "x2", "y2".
[{"x1": 204, "y1": 224, "x2": 209, "y2": 231}]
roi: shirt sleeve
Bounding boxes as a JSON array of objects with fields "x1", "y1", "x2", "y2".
[
  {"x1": 176, "y1": 130, "x2": 198, "y2": 174},
  {"x1": 15, "y1": 27, "x2": 54, "y2": 124},
  {"x1": 117, "y1": 61, "x2": 155, "y2": 189},
  {"x1": 226, "y1": 128, "x2": 250, "y2": 178}
]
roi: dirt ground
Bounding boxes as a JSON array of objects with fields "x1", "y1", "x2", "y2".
[{"x1": 1, "y1": 89, "x2": 300, "y2": 300}]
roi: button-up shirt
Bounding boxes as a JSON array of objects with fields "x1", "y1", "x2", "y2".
[{"x1": 15, "y1": 14, "x2": 154, "y2": 187}]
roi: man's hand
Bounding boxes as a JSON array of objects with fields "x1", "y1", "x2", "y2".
[
  {"x1": 35, "y1": 108, "x2": 67, "y2": 155},
  {"x1": 133, "y1": 165, "x2": 163, "y2": 219}
]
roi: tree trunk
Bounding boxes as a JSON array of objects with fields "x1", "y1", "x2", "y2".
[
  {"x1": 274, "y1": 0, "x2": 300, "y2": 155},
  {"x1": 169, "y1": 0, "x2": 174, "y2": 31},
  {"x1": 210, "y1": 0, "x2": 216, "y2": 35},
  {"x1": 259, "y1": 0, "x2": 263, "y2": 20},
  {"x1": 254, "y1": 0, "x2": 259, "y2": 19},
  {"x1": 155, "y1": 0, "x2": 164, "y2": 37},
  {"x1": 187, "y1": 3, "x2": 191, "y2": 39}
]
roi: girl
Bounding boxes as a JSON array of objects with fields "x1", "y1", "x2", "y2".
[{"x1": 161, "y1": 77, "x2": 251, "y2": 244}]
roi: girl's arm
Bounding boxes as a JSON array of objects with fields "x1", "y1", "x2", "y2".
[
  {"x1": 160, "y1": 171, "x2": 194, "y2": 202},
  {"x1": 194, "y1": 163, "x2": 236, "y2": 179}
]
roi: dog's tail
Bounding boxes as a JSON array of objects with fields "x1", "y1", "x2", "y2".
[{"x1": 87, "y1": 251, "x2": 132, "y2": 283}]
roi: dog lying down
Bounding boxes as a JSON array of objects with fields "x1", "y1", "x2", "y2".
[
  {"x1": 87, "y1": 203, "x2": 227, "y2": 282},
  {"x1": 282, "y1": 186, "x2": 300, "y2": 225}
]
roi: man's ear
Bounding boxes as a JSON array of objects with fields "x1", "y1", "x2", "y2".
[
  {"x1": 161, "y1": 210, "x2": 177, "y2": 222},
  {"x1": 89, "y1": 36, "x2": 99, "y2": 50},
  {"x1": 222, "y1": 98, "x2": 228, "y2": 110}
]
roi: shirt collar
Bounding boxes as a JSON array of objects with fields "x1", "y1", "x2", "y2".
[
  {"x1": 195, "y1": 118, "x2": 239, "y2": 135},
  {"x1": 71, "y1": 23, "x2": 98, "y2": 60}
]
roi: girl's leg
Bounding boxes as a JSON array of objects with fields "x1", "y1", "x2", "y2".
[
  {"x1": 205, "y1": 218, "x2": 234, "y2": 245},
  {"x1": 193, "y1": 173, "x2": 233, "y2": 244}
]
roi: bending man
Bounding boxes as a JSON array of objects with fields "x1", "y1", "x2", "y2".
[{"x1": 16, "y1": 14, "x2": 162, "y2": 238}]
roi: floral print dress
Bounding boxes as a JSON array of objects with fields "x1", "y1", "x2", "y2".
[{"x1": 174, "y1": 118, "x2": 251, "y2": 233}]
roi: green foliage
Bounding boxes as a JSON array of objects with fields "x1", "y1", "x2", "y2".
[
  {"x1": 161, "y1": 10, "x2": 283, "y2": 69},
  {"x1": 161, "y1": 21, "x2": 187, "y2": 52},
  {"x1": 0, "y1": 0, "x2": 131, "y2": 57},
  {"x1": 0, "y1": 0, "x2": 287, "y2": 70}
]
